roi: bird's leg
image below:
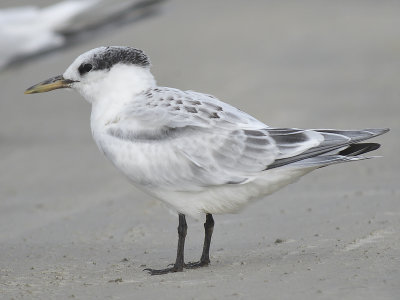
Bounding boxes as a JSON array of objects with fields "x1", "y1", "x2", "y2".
[
  {"x1": 145, "y1": 214, "x2": 187, "y2": 275},
  {"x1": 185, "y1": 213, "x2": 214, "y2": 269}
]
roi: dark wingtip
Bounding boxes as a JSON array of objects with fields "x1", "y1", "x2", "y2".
[{"x1": 339, "y1": 143, "x2": 381, "y2": 156}]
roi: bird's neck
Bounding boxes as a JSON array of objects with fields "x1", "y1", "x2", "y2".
[
  {"x1": 85, "y1": 64, "x2": 156, "y2": 103},
  {"x1": 88, "y1": 65, "x2": 156, "y2": 127}
]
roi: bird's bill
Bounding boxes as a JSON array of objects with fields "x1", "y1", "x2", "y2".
[{"x1": 24, "y1": 75, "x2": 76, "y2": 94}]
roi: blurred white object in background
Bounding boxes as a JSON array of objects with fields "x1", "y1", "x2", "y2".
[
  {"x1": 0, "y1": 0, "x2": 163, "y2": 70},
  {"x1": 0, "y1": 0, "x2": 99, "y2": 69}
]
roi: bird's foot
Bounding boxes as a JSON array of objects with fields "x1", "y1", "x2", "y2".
[
  {"x1": 144, "y1": 264, "x2": 183, "y2": 275},
  {"x1": 184, "y1": 259, "x2": 210, "y2": 269},
  {"x1": 144, "y1": 259, "x2": 210, "y2": 274}
]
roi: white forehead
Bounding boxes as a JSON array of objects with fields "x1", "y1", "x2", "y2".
[
  {"x1": 73, "y1": 47, "x2": 107, "y2": 64},
  {"x1": 63, "y1": 46, "x2": 150, "y2": 80},
  {"x1": 63, "y1": 47, "x2": 106, "y2": 79}
]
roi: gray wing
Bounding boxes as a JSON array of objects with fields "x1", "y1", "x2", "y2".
[
  {"x1": 174, "y1": 127, "x2": 388, "y2": 186},
  {"x1": 107, "y1": 87, "x2": 388, "y2": 187}
]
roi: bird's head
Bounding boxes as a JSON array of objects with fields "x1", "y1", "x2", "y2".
[{"x1": 25, "y1": 46, "x2": 155, "y2": 103}]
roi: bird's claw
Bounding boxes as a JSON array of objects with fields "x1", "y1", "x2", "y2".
[
  {"x1": 144, "y1": 264, "x2": 183, "y2": 275},
  {"x1": 184, "y1": 260, "x2": 210, "y2": 269}
]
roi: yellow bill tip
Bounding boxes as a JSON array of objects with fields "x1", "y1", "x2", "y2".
[{"x1": 24, "y1": 87, "x2": 39, "y2": 94}]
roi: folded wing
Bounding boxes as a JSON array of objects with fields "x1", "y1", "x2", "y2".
[{"x1": 107, "y1": 88, "x2": 388, "y2": 188}]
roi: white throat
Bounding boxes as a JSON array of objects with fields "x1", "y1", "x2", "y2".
[
  {"x1": 73, "y1": 64, "x2": 156, "y2": 105},
  {"x1": 72, "y1": 64, "x2": 156, "y2": 132}
]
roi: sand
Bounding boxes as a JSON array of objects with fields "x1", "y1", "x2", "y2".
[{"x1": 1, "y1": 0, "x2": 399, "y2": 299}]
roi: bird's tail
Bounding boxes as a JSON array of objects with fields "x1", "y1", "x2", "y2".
[{"x1": 288, "y1": 128, "x2": 389, "y2": 168}]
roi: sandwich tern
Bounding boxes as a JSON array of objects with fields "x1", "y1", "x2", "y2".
[{"x1": 25, "y1": 46, "x2": 389, "y2": 274}]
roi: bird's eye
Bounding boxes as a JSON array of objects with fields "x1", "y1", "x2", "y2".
[{"x1": 78, "y1": 63, "x2": 93, "y2": 75}]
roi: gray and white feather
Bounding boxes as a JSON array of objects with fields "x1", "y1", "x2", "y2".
[
  {"x1": 24, "y1": 46, "x2": 389, "y2": 274},
  {"x1": 28, "y1": 46, "x2": 389, "y2": 218}
]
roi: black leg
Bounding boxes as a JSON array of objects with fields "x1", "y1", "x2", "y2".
[
  {"x1": 145, "y1": 214, "x2": 187, "y2": 275},
  {"x1": 185, "y1": 213, "x2": 214, "y2": 269},
  {"x1": 175, "y1": 213, "x2": 187, "y2": 268}
]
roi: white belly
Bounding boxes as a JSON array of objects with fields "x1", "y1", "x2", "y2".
[{"x1": 152, "y1": 167, "x2": 312, "y2": 218}]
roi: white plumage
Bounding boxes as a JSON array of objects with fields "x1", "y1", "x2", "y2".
[
  {"x1": 57, "y1": 47, "x2": 387, "y2": 218},
  {"x1": 25, "y1": 46, "x2": 388, "y2": 274}
]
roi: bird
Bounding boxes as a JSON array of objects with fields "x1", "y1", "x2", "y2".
[
  {"x1": 0, "y1": 0, "x2": 164, "y2": 70},
  {"x1": 0, "y1": 0, "x2": 98, "y2": 70},
  {"x1": 25, "y1": 46, "x2": 389, "y2": 275}
]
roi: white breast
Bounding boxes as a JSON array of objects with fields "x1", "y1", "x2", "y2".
[{"x1": 92, "y1": 128, "x2": 186, "y2": 188}]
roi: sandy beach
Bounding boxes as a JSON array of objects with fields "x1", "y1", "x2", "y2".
[{"x1": 0, "y1": 0, "x2": 399, "y2": 299}]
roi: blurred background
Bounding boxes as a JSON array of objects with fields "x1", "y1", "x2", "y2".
[{"x1": 0, "y1": 1, "x2": 399, "y2": 299}]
